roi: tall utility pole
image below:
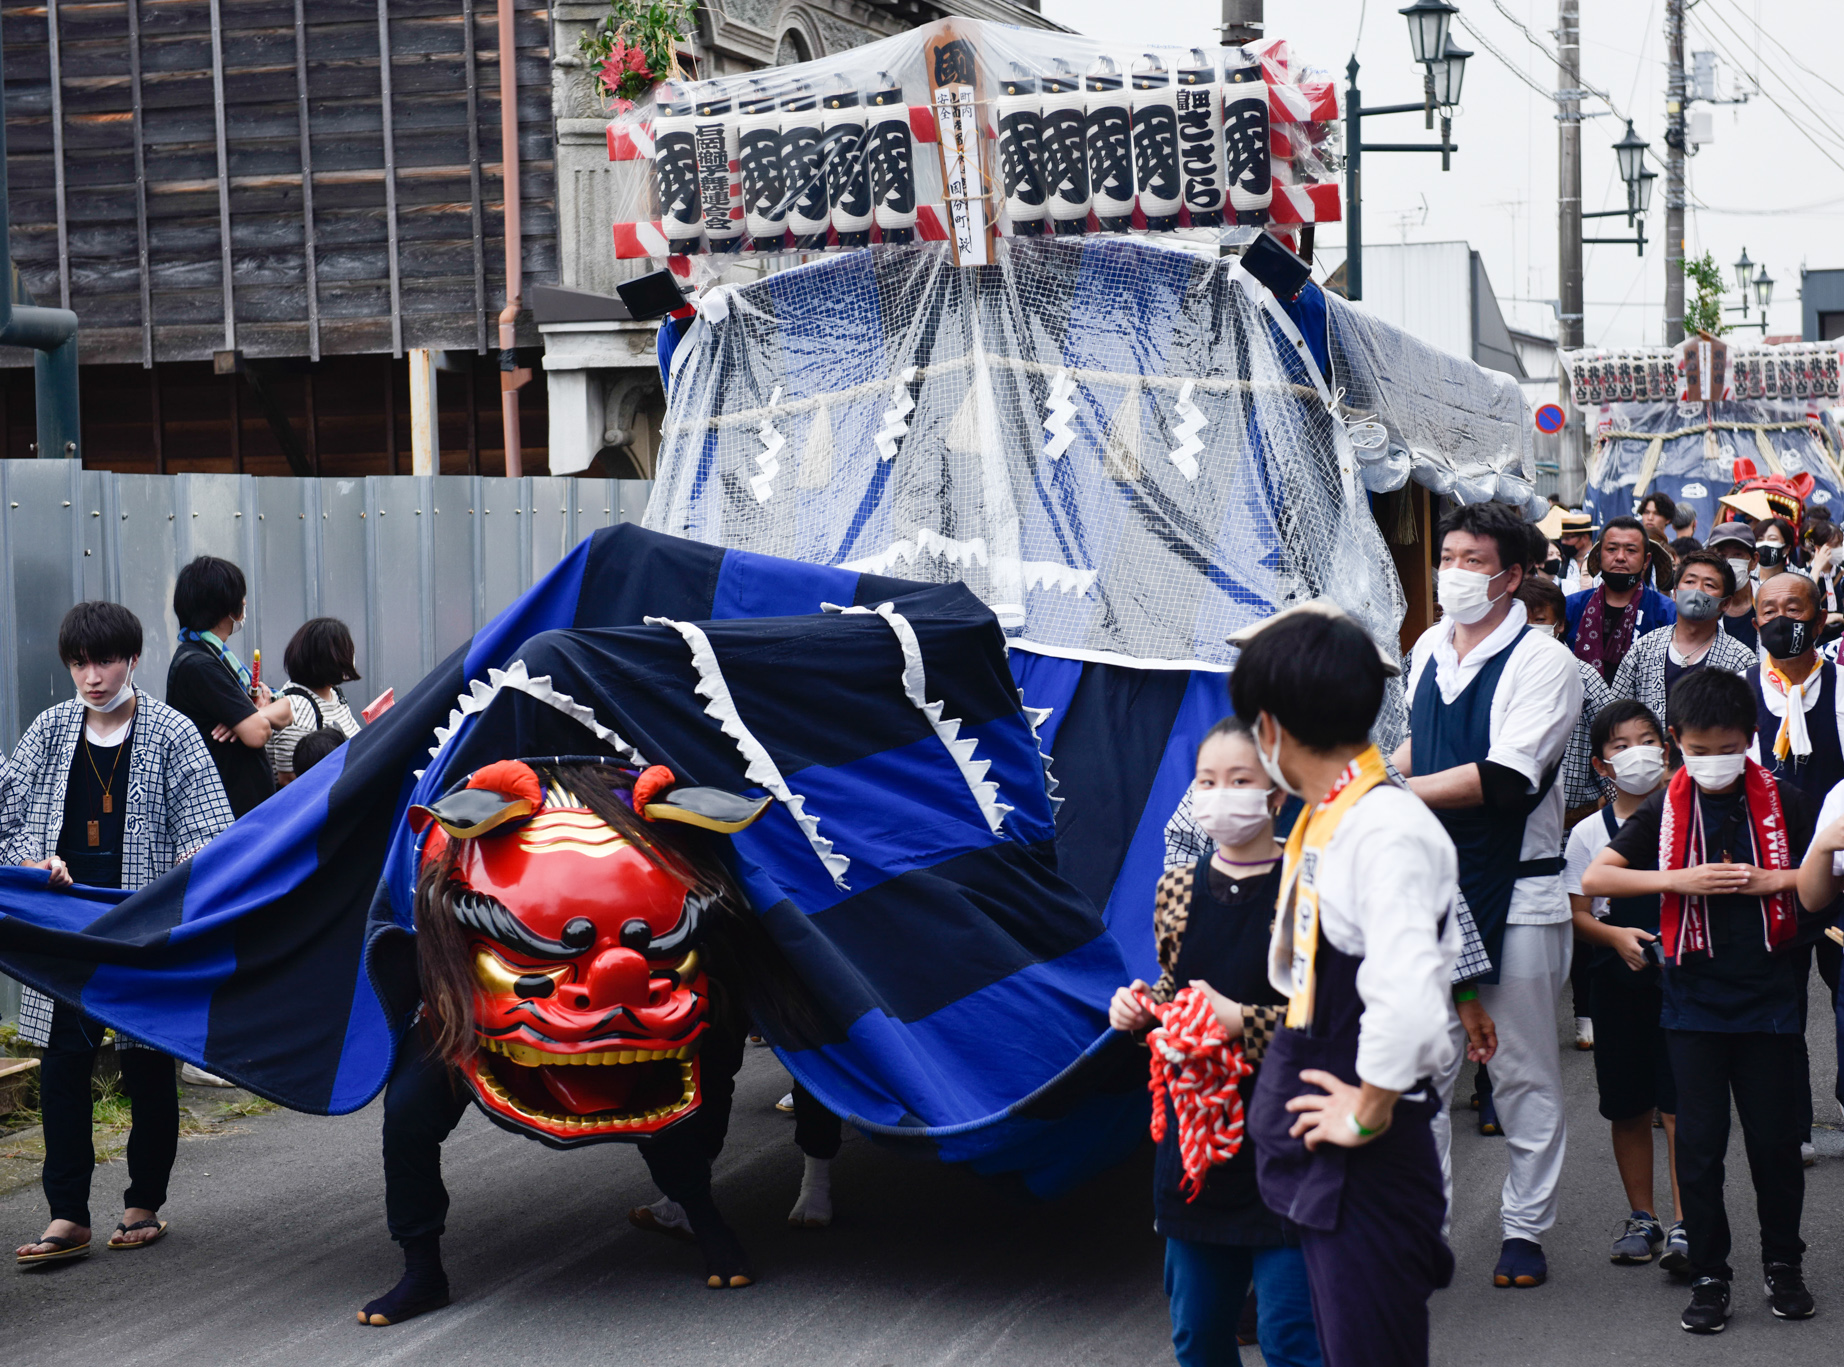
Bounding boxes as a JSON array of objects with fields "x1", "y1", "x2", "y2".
[
  {"x1": 1555, "y1": 0, "x2": 1585, "y2": 500},
  {"x1": 1664, "y1": 0, "x2": 1687, "y2": 342},
  {"x1": 1221, "y1": 0, "x2": 1261, "y2": 44},
  {"x1": 1556, "y1": 0, "x2": 1583, "y2": 353}
]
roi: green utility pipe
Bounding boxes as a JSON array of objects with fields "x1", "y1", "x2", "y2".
[{"x1": 0, "y1": 30, "x2": 81, "y2": 460}]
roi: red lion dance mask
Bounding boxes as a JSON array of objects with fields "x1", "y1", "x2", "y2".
[
  {"x1": 1727, "y1": 458, "x2": 1815, "y2": 537},
  {"x1": 409, "y1": 758, "x2": 769, "y2": 1148}
]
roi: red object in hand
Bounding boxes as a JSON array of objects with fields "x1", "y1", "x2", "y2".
[
  {"x1": 362, "y1": 687, "x2": 395, "y2": 724},
  {"x1": 1136, "y1": 986, "x2": 1254, "y2": 1201}
]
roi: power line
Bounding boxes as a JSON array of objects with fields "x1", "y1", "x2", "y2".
[
  {"x1": 1451, "y1": 13, "x2": 1555, "y2": 102},
  {"x1": 1693, "y1": 1, "x2": 1844, "y2": 152},
  {"x1": 1707, "y1": 0, "x2": 1844, "y2": 114},
  {"x1": 1687, "y1": 3, "x2": 1844, "y2": 172}
]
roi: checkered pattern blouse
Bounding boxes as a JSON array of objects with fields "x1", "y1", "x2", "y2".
[
  {"x1": 1163, "y1": 784, "x2": 1491, "y2": 985},
  {"x1": 2, "y1": 691, "x2": 235, "y2": 1048}
]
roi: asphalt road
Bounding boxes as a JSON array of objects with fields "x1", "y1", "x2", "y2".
[{"x1": 2, "y1": 979, "x2": 1841, "y2": 1367}]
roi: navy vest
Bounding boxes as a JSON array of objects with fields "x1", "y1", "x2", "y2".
[
  {"x1": 1410, "y1": 628, "x2": 1559, "y2": 984},
  {"x1": 1751, "y1": 661, "x2": 1844, "y2": 806}
]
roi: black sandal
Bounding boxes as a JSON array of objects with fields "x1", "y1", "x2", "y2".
[
  {"x1": 107, "y1": 1218, "x2": 168, "y2": 1250},
  {"x1": 17, "y1": 1234, "x2": 91, "y2": 1267}
]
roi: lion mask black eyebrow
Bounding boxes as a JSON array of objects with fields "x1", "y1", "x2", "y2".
[{"x1": 451, "y1": 888, "x2": 707, "y2": 961}]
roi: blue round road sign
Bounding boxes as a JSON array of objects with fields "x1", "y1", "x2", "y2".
[{"x1": 1535, "y1": 404, "x2": 1566, "y2": 434}]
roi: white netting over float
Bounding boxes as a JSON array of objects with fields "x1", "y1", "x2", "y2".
[{"x1": 645, "y1": 234, "x2": 1536, "y2": 675}]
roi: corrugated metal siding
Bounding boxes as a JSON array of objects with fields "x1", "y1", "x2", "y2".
[{"x1": 0, "y1": 463, "x2": 653, "y2": 754}]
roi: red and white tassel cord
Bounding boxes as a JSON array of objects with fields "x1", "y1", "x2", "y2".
[{"x1": 1136, "y1": 986, "x2": 1253, "y2": 1202}]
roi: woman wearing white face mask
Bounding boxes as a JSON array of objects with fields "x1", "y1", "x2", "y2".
[{"x1": 1109, "y1": 719, "x2": 1319, "y2": 1367}]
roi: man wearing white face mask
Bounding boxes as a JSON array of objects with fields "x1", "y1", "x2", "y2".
[
  {"x1": 1583, "y1": 669, "x2": 1826, "y2": 1333},
  {"x1": 1392, "y1": 501, "x2": 1582, "y2": 1292},
  {"x1": 1, "y1": 602, "x2": 233, "y2": 1268}
]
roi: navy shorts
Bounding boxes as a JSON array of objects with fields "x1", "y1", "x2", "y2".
[{"x1": 1590, "y1": 957, "x2": 1677, "y2": 1121}]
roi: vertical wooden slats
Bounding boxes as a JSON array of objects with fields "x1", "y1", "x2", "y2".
[
  {"x1": 207, "y1": 0, "x2": 236, "y2": 351},
  {"x1": 45, "y1": 0, "x2": 69, "y2": 309},
  {"x1": 464, "y1": 0, "x2": 486, "y2": 354},
  {"x1": 127, "y1": 0, "x2": 152, "y2": 367},
  {"x1": 293, "y1": 0, "x2": 321, "y2": 362},
  {"x1": 377, "y1": 0, "x2": 404, "y2": 358}
]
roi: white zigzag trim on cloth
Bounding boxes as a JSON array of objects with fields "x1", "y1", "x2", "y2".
[
  {"x1": 1043, "y1": 366, "x2": 1078, "y2": 459},
  {"x1": 841, "y1": 531, "x2": 1094, "y2": 601},
  {"x1": 830, "y1": 602, "x2": 1013, "y2": 835},
  {"x1": 645, "y1": 615, "x2": 851, "y2": 889},
  {"x1": 1016, "y1": 688, "x2": 1063, "y2": 815},
  {"x1": 424, "y1": 659, "x2": 648, "y2": 769},
  {"x1": 874, "y1": 365, "x2": 919, "y2": 461},
  {"x1": 749, "y1": 385, "x2": 785, "y2": 503},
  {"x1": 1022, "y1": 562, "x2": 1098, "y2": 596},
  {"x1": 1167, "y1": 378, "x2": 1206, "y2": 482},
  {"x1": 841, "y1": 528, "x2": 989, "y2": 576}
]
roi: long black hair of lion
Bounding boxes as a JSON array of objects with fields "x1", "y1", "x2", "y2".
[{"x1": 414, "y1": 760, "x2": 829, "y2": 1066}]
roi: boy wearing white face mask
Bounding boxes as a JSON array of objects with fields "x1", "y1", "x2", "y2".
[
  {"x1": 1583, "y1": 669, "x2": 1827, "y2": 1333},
  {"x1": 1563, "y1": 701, "x2": 1685, "y2": 1270},
  {"x1": 1, "y1": 602, "x2": 234, "y2": 1268},
  {"x1": 1109, "y1": 718, "x2": 1320, "y2": 1367}
]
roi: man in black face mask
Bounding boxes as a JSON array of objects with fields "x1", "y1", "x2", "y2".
[{"x1": 1748, "y1": 574, "x2": 1839, "y2": 803}]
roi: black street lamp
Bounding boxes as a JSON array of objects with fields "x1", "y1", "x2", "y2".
[
  {"x1": 1584, "y1": 120, "x2": 1650, "y2": 256},
  {"x1": 1723, "y1": 247, "x2": 1772, "y2": 332},
  {"x1": 1344, "y1": 5, "x2": 1465, "y2": 300}
]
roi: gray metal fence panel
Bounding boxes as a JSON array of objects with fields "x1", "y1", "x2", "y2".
[
  {"x1": 0, "y1": 465, "x2": 651, "y2": 759},
  {"x1": 429, "y1": 476, "x2": 477, "y2": 662}
]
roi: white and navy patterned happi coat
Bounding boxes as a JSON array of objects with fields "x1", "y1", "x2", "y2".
[{"x1": 0, "y1": 690, "x2": 234, "y2": 1047}]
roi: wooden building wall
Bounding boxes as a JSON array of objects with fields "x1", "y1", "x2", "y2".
[
  {"x1": 0, "y1": 352, "x2": 551, "y2": 473},
  {"x1": 0, "y1": 0, "x2": 557, "y2": 366}
]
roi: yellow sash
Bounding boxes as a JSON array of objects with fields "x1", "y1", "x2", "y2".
[{"x1": 1279, "y1": 745, "x2": 1391, "y2": 1030}]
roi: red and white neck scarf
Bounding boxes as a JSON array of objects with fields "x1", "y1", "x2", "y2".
[
  {"x1": 1657, "y1": 760, "x2": 1799, "y2": 962},
  {"x1": 1136, "y1": 985, "x2": 1253, "y2": 1201}
]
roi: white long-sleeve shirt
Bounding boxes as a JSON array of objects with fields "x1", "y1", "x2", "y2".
[
  {"x1": 1267, "y1": 785, "x2": 1462, "y2": 1093},
  {"x1": 1403, "y1": 600, "x2": 1583, "y2": 926}
]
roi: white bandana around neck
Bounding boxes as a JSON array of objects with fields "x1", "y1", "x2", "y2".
[{"x1": 1761, "y1": 664, "x2": 1828, "y2": 761}]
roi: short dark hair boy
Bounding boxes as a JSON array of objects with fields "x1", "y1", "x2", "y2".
[
  {"x1": 289, "y1": 727, "x2": 346, "y2": 776},
  {"x1": 172, "y1": 556, "x2": 246, "y2": 634},
  {"x1": 58, "y1": 602, "x2": 143, "y2": 668},
  {"x1": 1583, "y1": 664, "x2": 1827, "y2": 1331},
  {"x1": 1229, "y1": 610, "x2": 1387, "y2": 749}
]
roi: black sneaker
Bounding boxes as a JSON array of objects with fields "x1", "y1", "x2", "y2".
[
  {"x1": 1682, "y1": 1277, "x2": 1732, "y2": 1334},
  {"x1": 1764, "y1": 1262, "x2": 1816, "y2": 1319}
]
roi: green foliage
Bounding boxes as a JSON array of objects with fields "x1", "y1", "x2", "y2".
[
  {"x1": 1683, "y1": 251, "x2": 1728, "y2": 338},
  {"x1": 578, "y1": 0, "x2": 694, "y2": 108}
]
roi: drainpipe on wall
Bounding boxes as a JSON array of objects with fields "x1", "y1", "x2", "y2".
[
  {"x1": 0, "y1": 40, "x2": 81, "y2": 461},
  {"x1": 497, "y1": 0, "x2": 530, "y2": 477}
]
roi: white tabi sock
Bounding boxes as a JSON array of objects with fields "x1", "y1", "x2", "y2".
[{"x1": 788, "y1": 1155, "x2": 833, "y2": 1228}]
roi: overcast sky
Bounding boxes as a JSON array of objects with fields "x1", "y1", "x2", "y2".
[{"x1": 1037, "y1": 0, "x2": 1843, "y2": 349}]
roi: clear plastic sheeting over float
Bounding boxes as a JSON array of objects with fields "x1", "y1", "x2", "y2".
[
  {"x1": 1561, "y1": 339, "x2": 1844, "y2": 528},
  {"x1": 1331, "y1": 297, "x2": 1541, "y2": 515},
  {"x1": 606, "y1": 18, "x2": 1341, "y2": 265},
  {"x1": 647, "y1": 234, "x2": 1510, "y2": 674}
]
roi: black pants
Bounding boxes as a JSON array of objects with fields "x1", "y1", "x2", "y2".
[
  {"x1": 40, "y1": 1001, "x2": 179, "y2": 1228},
  {"x1": 1666, "y1": 1029, "x2": 1807, "y2": 1281},
  {"x1": 791, "y1": 1083, "x2": 842, "y2": 1160},
  {"x1": 381, "y1": 1018, "x2": 747, "y2": 1243}
]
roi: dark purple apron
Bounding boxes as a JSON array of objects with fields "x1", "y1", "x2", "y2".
[{"x1": 1249, "y1": 927, "x2": 1446, "y2": 1241}]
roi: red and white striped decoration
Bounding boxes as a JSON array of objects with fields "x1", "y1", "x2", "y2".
[
  {"x1": 1268, "y1": 182, "x2": 1341, "y2": 224},
  {"x1": 1137, "y1": 985, "x2": 1253, "y2": 1201}
]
